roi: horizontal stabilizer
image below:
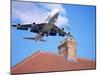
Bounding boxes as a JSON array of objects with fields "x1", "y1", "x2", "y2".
[
  {"x1": 23, "y1": 37, "x2": 47, "y2": 42},
  {"x1": 39, "y1": 39, "x2": 47, "y2": 42}
]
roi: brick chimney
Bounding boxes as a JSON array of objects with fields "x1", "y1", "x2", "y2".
[{"x1": 58, "y1": 33, "x2": 77, "y2": 62}]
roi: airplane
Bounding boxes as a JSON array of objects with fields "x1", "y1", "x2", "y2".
[{"x1": 12, "y1": 9, "x2": 68, "y2": 42}]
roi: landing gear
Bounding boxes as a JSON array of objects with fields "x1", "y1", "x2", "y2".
[
  {"x1": 49, "y1": 29, "x2": 57, "y2": 36},
  {"x1": 46, "y1": 34, "x2": 49, "y2": 37}
]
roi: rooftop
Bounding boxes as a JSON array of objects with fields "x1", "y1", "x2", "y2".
[{"x1": 11, "y1": 50, "x2": 96, "y2": 74}]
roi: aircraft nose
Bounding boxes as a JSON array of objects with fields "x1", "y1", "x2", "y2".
[
  {"x1": 52, "y1": 9, "x2": 60, "y2": 15},
  {"x1": 55, "y1": 9, "x2": 60, "y2": 12},
  {"x1": 54, "y1": 9, "x2": 60, "y2": 14}
]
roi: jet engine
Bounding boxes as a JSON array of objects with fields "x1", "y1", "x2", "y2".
[
  {"x1": 62, "y1": 28, "x2": 64, "y2": 30},
  {"x1": 49, "y1": 29, "x2": 57, "y2": 36},
  {"x1": 30, "y1": 22, "x2": 39, "y2": 33},
  {"x1": 17, "y1": 23, "x2": 28, "y2": 30}
]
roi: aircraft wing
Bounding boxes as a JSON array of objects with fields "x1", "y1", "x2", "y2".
[
  {"x1": 50, "y1": 24, "x2": 67, "y2": 37},
  {"x1": 12, "y1": 23, "x2": 32, "y2": 30}
]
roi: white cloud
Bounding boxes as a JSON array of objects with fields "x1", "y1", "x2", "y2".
[
  {"x1": 12, "y1": 2, "x2": 49, "y2": 24},
  {"x1": 12, "y1": 1, "x2": 69, "y2": 28},
  {"x1": 56, "y1": 15, "x2": 69, "y2": 27},
  {"x1": 39, "y1": 3, "x2": 67, "y2": 14}
]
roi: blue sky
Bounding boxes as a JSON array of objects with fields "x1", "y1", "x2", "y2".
[{"x1": 12, "y1": 1, "x2": 96, "y2": 67}]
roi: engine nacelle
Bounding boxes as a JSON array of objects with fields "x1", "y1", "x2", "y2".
[
  {"x1": 17, "y1": 23, "x2": 21, "y2": 28},
  {"x1": 33, "y1": 22, "x2": 35, "y2": 25},
  {"x1": 31, "y1": 22, "x2": 36, "y2": 28},
  {"x1": 49, "y1": 29, "x2": 57, "y2": 36},
  {"x1": 62, "y1": 28, "x2": 64, "y2": 30},
  {"x1": 58, "y1": 32, "x2": 66, "y2": 37},
  {"x1": 17, "y1": 23, "x2": 28, "y2": 30}
]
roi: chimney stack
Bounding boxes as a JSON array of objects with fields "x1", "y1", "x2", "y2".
[{"x1": 58, "y1": 33, "x2": 77, "y2": 62}]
